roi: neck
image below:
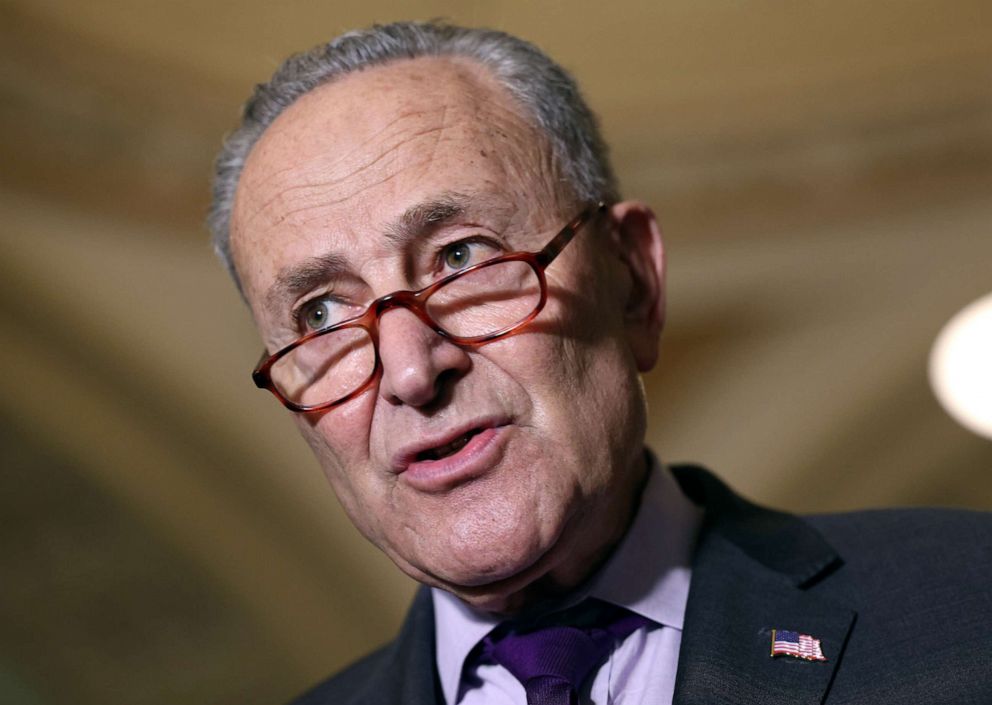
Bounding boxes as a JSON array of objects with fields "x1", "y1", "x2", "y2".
[{"x1": 472, "y1": 450, "x2": 652, "y2": 617}]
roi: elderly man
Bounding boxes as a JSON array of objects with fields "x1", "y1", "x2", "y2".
[{"x1": 209, "y1": 21, "x2": 990, "y2": 705}]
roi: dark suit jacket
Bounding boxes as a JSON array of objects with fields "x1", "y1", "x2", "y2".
[{"x1": 290, "y1": 465, "x2": 992, "y2": 704}]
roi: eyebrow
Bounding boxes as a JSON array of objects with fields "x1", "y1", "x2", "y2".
[
  {"x1": 265, "y1": 251, "x2": 350, "y2": 315},
  {"x1": 382, "y1": 192, "x2": 473, "y2": 245}
]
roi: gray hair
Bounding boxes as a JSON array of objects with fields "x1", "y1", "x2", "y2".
[{"x1": 208, "y1": 21, "x2": 619, "y2": 292}]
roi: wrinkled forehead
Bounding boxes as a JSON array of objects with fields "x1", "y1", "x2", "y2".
[{"x1": 229, "y1": 56, "x2": 563, "y2": 302}]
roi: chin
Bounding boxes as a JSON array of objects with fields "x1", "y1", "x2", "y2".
[
  {"x1": 439, "y1": 572, "x2": 544, "y2": 615},
  {"x1": 417, "y1": 532, "x2": 573, "y2": 615},
  {"x1": 431, "y1": 547, "x2": 545, "y2": 590}
]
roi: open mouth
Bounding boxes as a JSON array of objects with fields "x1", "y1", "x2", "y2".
[
  {"x1": 393, "y1": 421, "x2": 509, "y2": 489},
  {"x1": 416, "y1": 428, "x2": 484, "y2": 461}
]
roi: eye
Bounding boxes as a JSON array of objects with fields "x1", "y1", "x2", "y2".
[
  {"x1": 297, "y1": 295, "x2": 353, "y2": 332},
  {"x1": 438, "y1": 237, "x2": 502, "y2": 274},
  {"x1": 442, "y1": 242, "x2": 474, "y2": 270},
  {"x1": 303, "y1": 301, "x2": 330, "y2": 330}
]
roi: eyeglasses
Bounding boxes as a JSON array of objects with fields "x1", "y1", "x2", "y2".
[{"x1": 252, "y1": 202, "x2": 608, "y2": 412}]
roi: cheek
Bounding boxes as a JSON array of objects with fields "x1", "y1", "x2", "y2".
[
  {"x1": 529, "y1": 324, "x2": 644, "y2": 476},
  {"x1": 293, "y1": 392, "x2": 380, "y2": 515},
  {"x1": 301, "y1": 387, "x2": 377, "y2": 456}
]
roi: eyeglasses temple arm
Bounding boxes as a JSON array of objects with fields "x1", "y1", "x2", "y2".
[{"x1": 535, "y1": 202, "x2": 607, "y2": 267}]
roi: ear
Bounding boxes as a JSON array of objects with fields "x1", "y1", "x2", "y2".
[{"x1": 608, "y1": 201, "x2": 666, "y2": 372}]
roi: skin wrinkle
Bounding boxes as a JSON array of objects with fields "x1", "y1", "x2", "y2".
[
  {"x1": 238, "y1": 123, "x2": 449, "y2": 236},
  {"x1": 244, "y1": 108, "x2": 418, "y2": 214},
  {"x1": 422, "y1": 103, "x2": 447, "y2": 178},
  {"x1": 232, "y1": 56, "x2": 665, "y2": 613},
  {"x1": 236, "y1": 96, "x2": 459, "y2": 237}
]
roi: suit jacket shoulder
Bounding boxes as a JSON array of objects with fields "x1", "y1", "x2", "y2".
[
  {"x1": 808, "y1": 508, "x2": 992, "y2": 703},
  {"x1": 671, "y1": 465, "x2": 992, "y2": 705},
  {"x1": 807, "y1": 504, "x2": 992, "y2": 574},
  {"x1": 807, "y1": 505, "x2": 992, "y2": 608}
]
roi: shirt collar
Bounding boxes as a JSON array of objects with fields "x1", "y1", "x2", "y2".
[{"x1": 432, "y1": 454, "x2": 702, "y2": 705}]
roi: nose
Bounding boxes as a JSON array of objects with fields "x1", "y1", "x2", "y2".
[{"x1": 376, "y1": 307, "x2": 471, "y2": 407}]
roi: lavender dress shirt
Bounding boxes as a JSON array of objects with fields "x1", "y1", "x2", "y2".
[{"x1": 432, "y1": 459, "x2": 702, "y2": 705}]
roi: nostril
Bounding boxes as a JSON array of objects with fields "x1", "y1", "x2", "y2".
[{"x1": 428, "y1": 367, "x2": 465, "y2": 407}]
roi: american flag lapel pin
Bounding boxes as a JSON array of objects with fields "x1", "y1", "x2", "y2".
[{"x1": 770, "y1": 629, "x2": 827, "y2": 661}]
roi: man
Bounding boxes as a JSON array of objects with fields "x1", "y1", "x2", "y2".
[{"x1": 209, "y1": 21, "x2": 991, "y2": 705}]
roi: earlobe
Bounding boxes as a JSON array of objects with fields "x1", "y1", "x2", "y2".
[{"x1": 609, "y1": 201, "x2": 666, "y2": 372}]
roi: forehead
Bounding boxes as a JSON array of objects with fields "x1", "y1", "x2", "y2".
[{"x1": 229, "y1": 56, "x2": 560, "y2": 303}]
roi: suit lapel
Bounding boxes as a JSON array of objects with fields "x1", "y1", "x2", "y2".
[{"x1": 671, "y1": 466, "x2": 856, "y2": 705}]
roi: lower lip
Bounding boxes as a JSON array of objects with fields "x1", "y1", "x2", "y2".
[{"x1": 399, "y1": 426, "x2": 508, "y2": 492}]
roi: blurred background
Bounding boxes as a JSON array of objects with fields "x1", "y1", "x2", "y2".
[{"x1": 2, "y1": 1, "x2": 990, "y2": 703}]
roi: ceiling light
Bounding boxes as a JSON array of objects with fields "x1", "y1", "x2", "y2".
[{"x1": 929, "y1": 291, "x2": 992, "y2": 440}]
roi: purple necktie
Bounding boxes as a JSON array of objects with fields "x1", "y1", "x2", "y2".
[{"x1": 482, "y1": 601, "x2": 650, "y2": 705}]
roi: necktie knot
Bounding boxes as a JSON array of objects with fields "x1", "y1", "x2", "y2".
[{"x1": 482, "y1": 601, "x2": 649, "y2": 705}]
